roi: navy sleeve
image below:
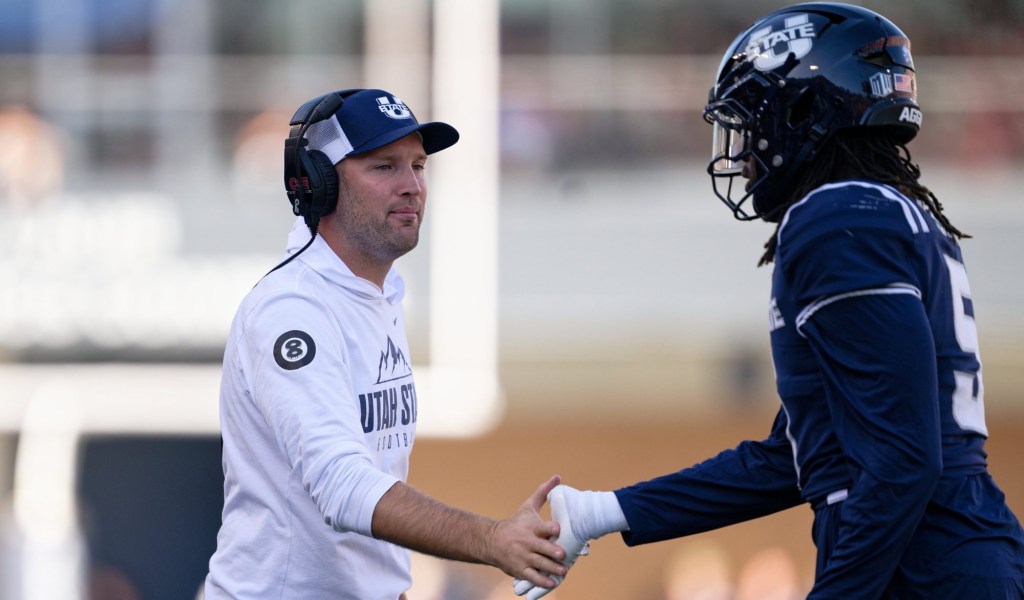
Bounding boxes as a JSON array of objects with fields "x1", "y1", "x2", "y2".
[
  {"x1": 614, "y1": 410, "x2": 804, "y2": 546},
  {"x1": 800, "y1": 292, "x2": 942, "y2": 599}
]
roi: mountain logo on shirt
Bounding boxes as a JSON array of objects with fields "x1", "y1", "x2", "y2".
[
  {"x1": 273, "y1": 330, "x2": 317, "y2": 370},
  {"x1": 376, "y1": 335, "x2": 412, "y2": 384}
]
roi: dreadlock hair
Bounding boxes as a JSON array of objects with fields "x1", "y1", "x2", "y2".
[{"x1": 757, "y1": 128, "x2": 969, "y2": 267}]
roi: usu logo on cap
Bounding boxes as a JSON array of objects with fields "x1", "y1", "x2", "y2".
[{"x1": 376, "y1": 96, "x2": 412, "y2": 120}]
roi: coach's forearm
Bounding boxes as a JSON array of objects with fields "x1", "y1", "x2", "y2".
[{"x1": 371, "y1": 481, "x2": 498, "y2": 565}]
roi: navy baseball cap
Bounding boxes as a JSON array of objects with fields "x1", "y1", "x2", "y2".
[{"x1": 303, "y1": 88, "x2": 459, "y2": 164}]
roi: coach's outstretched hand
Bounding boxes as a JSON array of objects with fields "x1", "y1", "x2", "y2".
[
  {"x1": 513, "y1": 484, "x2": 592, "y2": 599},
  {"x1": 487, "y1": 475, "x2": 569, "y2": 589},
  {"x1": 372, "y1": 476, "x2": 569, "y2": 588}
]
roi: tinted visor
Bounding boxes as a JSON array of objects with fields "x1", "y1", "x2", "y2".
[{"x1": 704, "y1": 103, "x2": 749, "y2": 175}]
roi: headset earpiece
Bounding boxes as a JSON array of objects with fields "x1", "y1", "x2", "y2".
[
  {"x1": 283, "y1": 88, "x2": 360, "y2": 234},
  {"x1": 268, "y1": 88, "x2": 361, "y2": 278},
  {"x1": 301, "y1": 148, "x2": 339, "y2": 231}
]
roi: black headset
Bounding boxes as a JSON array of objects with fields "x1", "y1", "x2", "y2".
[
  {"x1": 267, "y1": 89, "x2": 362, "y2": 277},
  {"x1": 283, "y1": 88, "x2": 362, "y2": 235}
]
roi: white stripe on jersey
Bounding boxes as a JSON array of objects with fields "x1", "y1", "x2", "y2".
[
  {"x1": 795, "y1": 283, "x2": 921, "y2": 337},
  {"x1": 779, "y1": 401, "x2": 802, "y2": 488},
  {"x1": 777, "y1": 180, "x2": 930, "y2": 245}
]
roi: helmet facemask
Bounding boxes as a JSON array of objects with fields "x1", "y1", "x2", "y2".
[{"x1": 703, "y1": 66, "x2": 786, "y2": 221}]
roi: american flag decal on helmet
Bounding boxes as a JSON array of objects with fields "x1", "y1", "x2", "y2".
[{"x1": 893, "y1": 73, "x2": 915, "y2": 94}]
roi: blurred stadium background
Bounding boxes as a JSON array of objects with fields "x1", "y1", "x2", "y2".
[{"x1": 1, "y1": 0, "x2": 1023, "y2": 598}]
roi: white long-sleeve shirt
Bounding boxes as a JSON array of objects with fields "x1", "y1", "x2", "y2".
[{"x1": 206, "y1": 220, "x2": 418, "y2": 599}]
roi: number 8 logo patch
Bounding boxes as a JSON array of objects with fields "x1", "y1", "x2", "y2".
[{"x1": 274, "y1": 330, "x2": 317, "y2": 370}]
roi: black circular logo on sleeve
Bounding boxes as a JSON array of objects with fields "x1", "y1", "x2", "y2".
[{"x1": 273, "y1": 330, "x2": 316, "y2": 370}]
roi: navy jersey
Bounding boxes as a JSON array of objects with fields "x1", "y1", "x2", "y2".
[
  {"x1": 771, "y1": 180, "x2": 1000, "y2": 596},
  {"x1": 615, "y1": 180, "x2": 1023, "y2": 598},
  {"x1": 773, "y1": 179, "x2": 987, "y2": 496}
]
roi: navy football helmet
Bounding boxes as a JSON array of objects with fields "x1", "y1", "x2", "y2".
[{"x1": 703, "y1": 3, "x2": 920, "y2": 220}]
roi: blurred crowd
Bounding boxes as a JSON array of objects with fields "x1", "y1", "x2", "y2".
[{"x1": 2, "y1": 0, "x2": 1024, "y2": 214}]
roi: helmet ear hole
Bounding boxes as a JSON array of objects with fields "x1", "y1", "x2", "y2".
[{"x1": 787, "y1": 87, "x2": 816, "y2": 126}]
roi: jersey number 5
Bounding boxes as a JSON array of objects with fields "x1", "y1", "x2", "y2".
[{"x1": 945, "y1": 255, "x2": 988, "y2": 436}]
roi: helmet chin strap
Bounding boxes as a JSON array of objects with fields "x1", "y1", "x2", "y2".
[{"x1": 751, "y1": 107, "x2": 839, "y2": 219}]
